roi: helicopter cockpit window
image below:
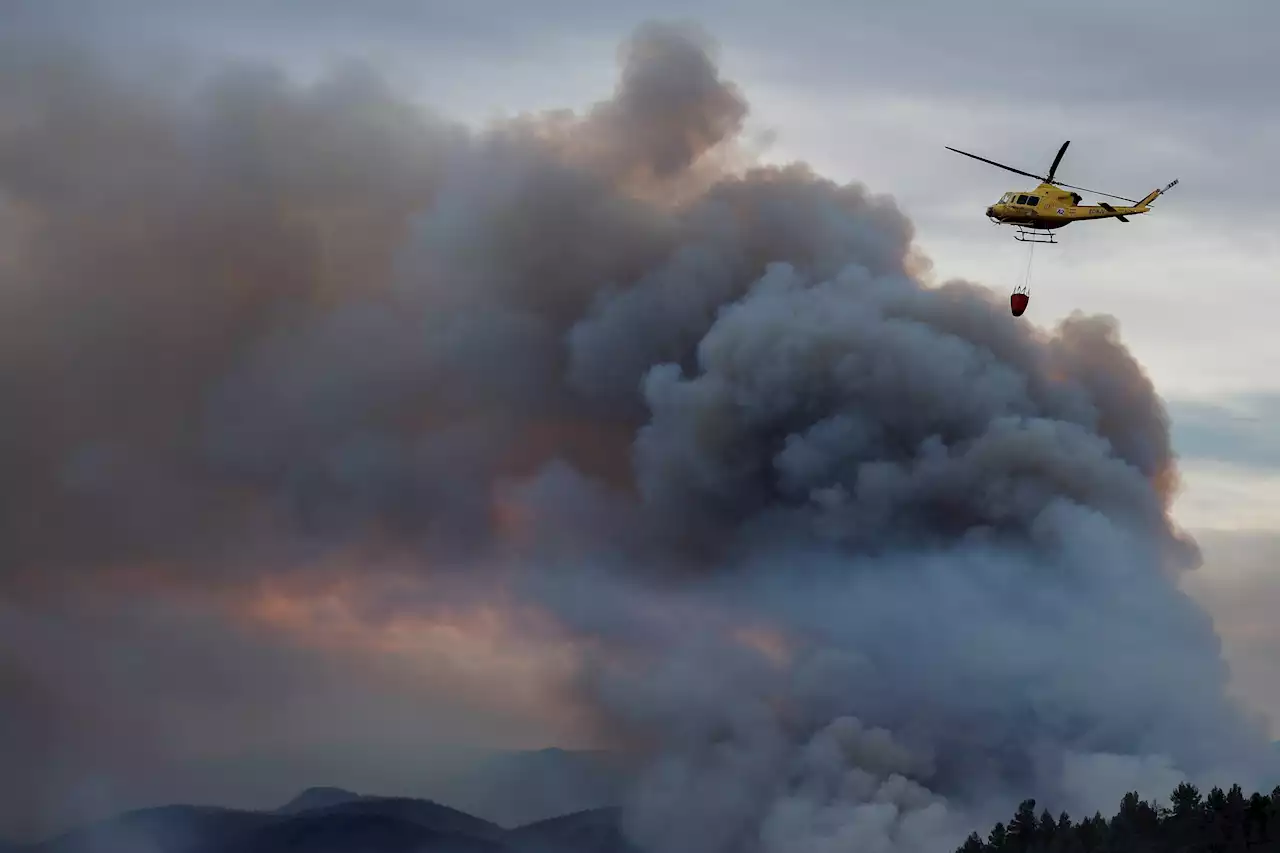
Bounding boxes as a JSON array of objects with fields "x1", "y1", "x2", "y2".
[
  {"x1": 1001, "y1": 193, "x2": 1013, "y2": 203},
  {"x1": 1015, "y1": 195, "x2": 1029, "y2": 205}
]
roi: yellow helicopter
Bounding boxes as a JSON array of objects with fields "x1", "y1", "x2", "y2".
[{"x1": 947, "y1": 140, "x2": 1178, "y2": 244}]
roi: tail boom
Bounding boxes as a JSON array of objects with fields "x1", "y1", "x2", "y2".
[{"x1": 1136, "y1": 179, "x2": 1179, "y2": 210}]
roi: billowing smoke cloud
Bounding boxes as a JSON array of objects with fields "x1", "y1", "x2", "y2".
[{"x1": 1, "y1": 18, "x2": 1274, "y2": 850}]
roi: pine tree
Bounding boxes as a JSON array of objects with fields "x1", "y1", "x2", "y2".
[
  {"x1": 952, "y1": 780, "x2": 1280, "y2": 853},
  {"x1": 1009, "y1": 799, "x2": 1039, "y2": 853},
  {"x1": 989, "y1": 821, "x2": 1009, "y2": 852},
  {"x1": 1244, "y1": 792, "x2": 1272, "y2": 848},
  {"x1": 1165, "y1": 782, "x2": 1203, "y2": 853},
  {"x1": 1038, "y1": 808, "x2": 1059, "y2": 853}
]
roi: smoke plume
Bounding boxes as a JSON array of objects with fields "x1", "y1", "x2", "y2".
[{"x1": 1, "y1": 18, "x2": 1273, "y2": 849}]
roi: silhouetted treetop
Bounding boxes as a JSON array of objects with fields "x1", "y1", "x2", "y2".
[{"x1": 956, "y1": 783, "x2": 1280, "y2": 853}]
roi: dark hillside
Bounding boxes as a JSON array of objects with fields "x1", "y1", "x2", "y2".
[
  {"x1": 290, "y1": 797, "x2": 507, "y2": 841},
  {"x1": 508, "y1": 807, "x2": 637, "y2": 853},
  {"x1": 21, "y1": 789, "x2": 631, "y2": 853},
  {"x1": 226, "y1": 812, "x2": 512, "y2": 853}
]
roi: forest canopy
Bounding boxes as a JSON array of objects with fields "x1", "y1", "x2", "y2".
[{"x1": 957, "y1": 783, "x2": 1280, "y2": 853}]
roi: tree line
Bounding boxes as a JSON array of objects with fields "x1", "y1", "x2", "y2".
[{"x1": 956, "y1": 783, "x2": 1280, "y2": 853}]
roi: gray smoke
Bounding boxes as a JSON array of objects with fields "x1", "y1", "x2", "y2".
[{"x1": 1, "y1": 17, "x2": 1274, "y2": 850}]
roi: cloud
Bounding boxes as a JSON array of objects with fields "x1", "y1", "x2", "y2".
[
  {"x1": 1168, "y1": 394, "x2": 1280, "y2": 470},
  {"x1": 11, "y1": 0, "x2": 1277, "y2": 120},
  {"x1": 1, "y1": 16, "x2": 1275, "y2": 852}
]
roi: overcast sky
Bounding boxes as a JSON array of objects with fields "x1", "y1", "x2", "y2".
[
  {"x1": 2, "y1": 0, "x2": 1277, "y2": 839},
  {"x1": 17, "y1": 0, "x2": 1273, "y2": 391}
]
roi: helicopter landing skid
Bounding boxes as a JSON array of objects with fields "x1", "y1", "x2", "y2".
[{"x1": 1013, "y1": 226, "x2": 1057, "y2": 244}]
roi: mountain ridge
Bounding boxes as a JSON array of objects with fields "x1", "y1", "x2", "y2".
[
  {"x1": 273, "y1": 787, "x2": 366, "y2": 815},
  {"x1": 13, "y1": 787, "x2": 627, "y2": 853}
]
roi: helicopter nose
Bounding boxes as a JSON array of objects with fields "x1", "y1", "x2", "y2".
[{"x1": 986, "y1": 206, "x2": 996, "y2": 217}]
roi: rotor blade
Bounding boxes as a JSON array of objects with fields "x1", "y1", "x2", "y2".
[
  {"x1": 945, "y1": 147, "x2": 1045, "y2": 182},
  {"x1": 1045, "y1": 140, "x2": 1069, "y2": 184},
  {"x1": 1054, "y1": 181, "x2": 1140, "y2": 204}
]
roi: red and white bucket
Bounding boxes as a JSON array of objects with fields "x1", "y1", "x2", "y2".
[{"x1": 1010, "y1": 286, "x2": 1030, "y2": 317}]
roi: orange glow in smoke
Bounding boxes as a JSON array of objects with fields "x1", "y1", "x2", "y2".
[
  {"x1": 730, "y1": 624, "x2": 795, "y2": 667},
  {"x1": 490, "y1": 488, "x2": 536, "y2": 545},
  {"x1": 228, "y1": 568, "x2": 596, "y2": 740},
  {"x1": 496, "y1": 418, "x2": 636, "y2": 489}
]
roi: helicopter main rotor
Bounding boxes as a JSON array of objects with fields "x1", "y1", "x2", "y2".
[{"x1": 945, "y1": 140, "x2": 1140, "y2": 204}]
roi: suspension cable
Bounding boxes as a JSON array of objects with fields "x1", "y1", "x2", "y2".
[{"x1": 1021, "y1": 241, "x2": 1036, "y2": 292}]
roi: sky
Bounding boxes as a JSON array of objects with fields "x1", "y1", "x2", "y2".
[
  {"x1": 2, "y1": 0, "x2": 1278, "y2": 844},
  {"x1": 21, "y1": 0, "x2": 1273, "y2": 484}
]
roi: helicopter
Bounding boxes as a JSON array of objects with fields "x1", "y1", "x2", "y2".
[{"x1": 946, "y1": 140, "x2": 1178, "y2": 244}]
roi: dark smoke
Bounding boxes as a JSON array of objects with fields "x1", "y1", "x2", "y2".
[{"x1": 1, "y1": 18, "x2": 1274, "y2": 850}]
